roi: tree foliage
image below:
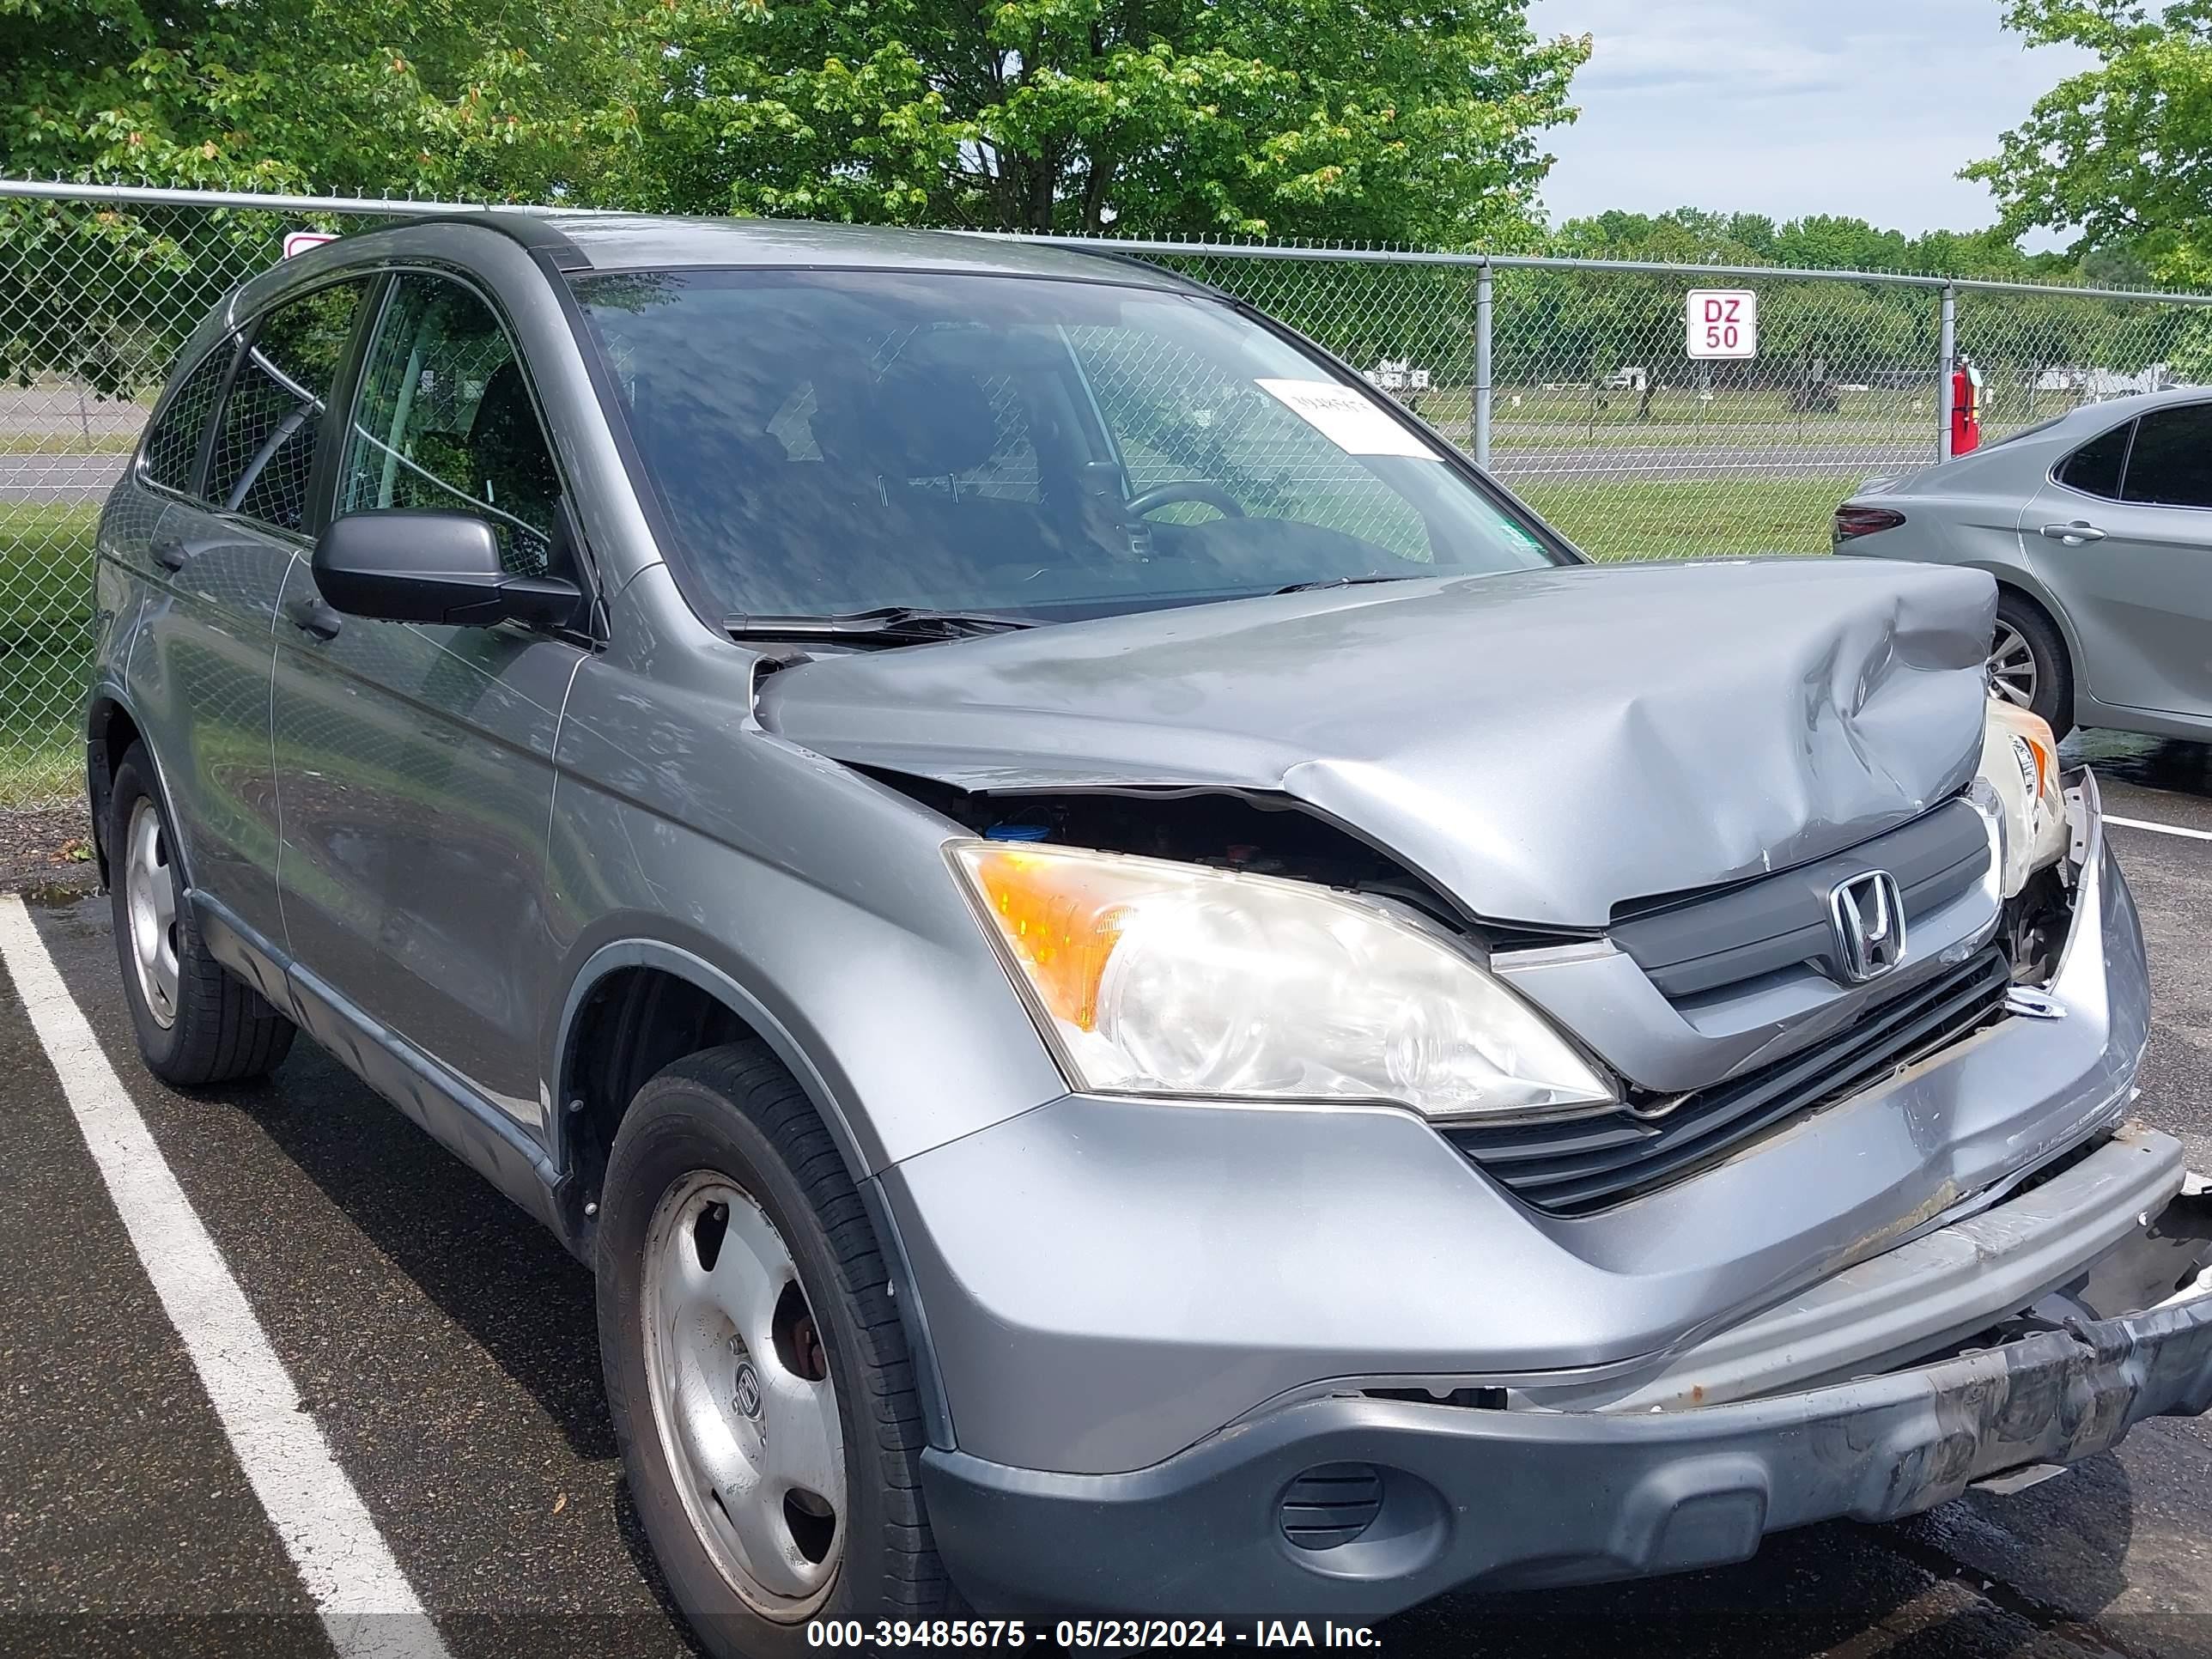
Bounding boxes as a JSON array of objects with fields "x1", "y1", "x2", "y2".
[
  {"x1": 0, "y1": 0, "x2": 659, "y2": 201},
  {"x1": 0, "y1": 0, "x2": 1589, "y2": 242},
  {"x1": 1968, "y1": 0, "x2": 2212, "y2": 285},
  {"x1": 639, "y1": 0, "x2": 1588, "y2": 241}
]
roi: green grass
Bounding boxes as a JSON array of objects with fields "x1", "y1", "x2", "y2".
[
  {"x1": 0, "y1": 729, "x2": 84, "y2": 808},
  {"x1": 2, "y1": 502, "x2": 98, "y2": 635},
  {"x1": 1, "y1": 503, "x2": 97, "y2": 807},
  {"x1": 0, "y1": 430, "x2": 141, "y2": 455},
  {"x1": 1520, "y1": 476, "x2": 1853, "y2": 561}
]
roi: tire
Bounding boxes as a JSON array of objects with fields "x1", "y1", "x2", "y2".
[
  {"x1": 597, "y1": 1043, "x2": 955, "y2": 1658},
  {"x1": 107, "y1": 744, "x2": 295, "y2": 1086},
  {"x1": 1990, "y1": 594, "x2": 2074, "y2": 740}
]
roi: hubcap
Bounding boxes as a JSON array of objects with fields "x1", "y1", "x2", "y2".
[
  {"x1": 641, "y1": 1171, "x2": 845, "y2": 1619},
  {"x1": 1987, "y1": 622, "x2": 2039, "y2": 710},
  {"x1": 123, "y1": 799, "x2": 180, "y2": 1029}
]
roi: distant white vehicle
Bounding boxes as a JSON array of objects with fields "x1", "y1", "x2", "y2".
[
  {"x1": 1603, "y1": 366, "x2": 1650, "y2": 392},
  {"x1": 1370, "y1": 356, "x2": 1432, "y2": 393},
  {"x1": 2034, "y1": 364, "x2": 2189, "y2": 399}
]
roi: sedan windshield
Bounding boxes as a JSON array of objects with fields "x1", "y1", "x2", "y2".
[{"x1": 571, "y1": 267, "x2": 1564, "y2": 623}]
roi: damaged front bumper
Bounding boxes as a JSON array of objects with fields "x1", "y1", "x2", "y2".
[
  {"x1": 893, "y1": 767, "x2": 2181, "y2": 1616},
  {"x1": 924, "y1": 1150, "x2": 2212, "y2": 1620}
]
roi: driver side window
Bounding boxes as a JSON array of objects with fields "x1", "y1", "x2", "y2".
[{"x1": 339, "y1": 275, "x2": 561, "y2": 574}]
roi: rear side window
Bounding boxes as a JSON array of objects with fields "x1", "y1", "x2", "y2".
[
  {"x1": 206, "y1": 279, "x2": 372, "y2": 532},
  {"x1": 143, "y1": 342, "x2": 236, "y2": 493},
  {"x1": 2121, "y1": 404, "x2": 2212, "y2": 508},
  {"x1": 2055, "y1": 420, "x2": 2131, "y2": 500}
]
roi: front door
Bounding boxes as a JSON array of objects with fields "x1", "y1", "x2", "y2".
[
  {"x1": 271, "y1": 270, "x2": 583, "y2": 1130},
  {"x1": 2027, "y1": 399, "x2": 2212, "y2": 720}
]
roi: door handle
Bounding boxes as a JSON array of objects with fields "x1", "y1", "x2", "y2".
[
  {"x1": 287, "y1": 597, "x2": 343, "y2": 641},
  {"x1": 2039, "y1": 521, "x2": 2107, "y2": 545},
  {"x1": 150, "y1": 535, "x2": 191, "y2": 573}
]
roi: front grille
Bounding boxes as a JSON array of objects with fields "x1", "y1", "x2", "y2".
[
  {"x1": 1446, "y1": 945, "x2": 2013, "y2": 1216},
  {"x1": 1609, "y1": 799, "x2": 1990, "y2": 1002}
]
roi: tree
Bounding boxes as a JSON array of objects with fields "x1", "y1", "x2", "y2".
[
  {"x1": 0, "y1": 0, "x2": 1588, "y2": 244},
  {"x1": 634, "y1": 0, "x2": 1589, "y2": 241},
  {"x1": 1967, "y1": 0, "x2": 2212, "y2": 285},
  {"x1": 0, "y1": 0, "x2": 663, "y2": 202},
  {"x1": 0, "y1": 0, "x2": 687, "y2": 390}
]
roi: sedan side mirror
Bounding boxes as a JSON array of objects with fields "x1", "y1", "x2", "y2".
[{"x1": 313, "y1": 510, "x2": 583, "y2": 630}]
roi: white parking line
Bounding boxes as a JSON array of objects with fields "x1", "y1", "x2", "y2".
[
  {"x1": 0, "y1": 896, "x2": 451, "y2": 1659},
  {"x1": 2107, "y1": 814, "x2": 2212, "y2": 843}
]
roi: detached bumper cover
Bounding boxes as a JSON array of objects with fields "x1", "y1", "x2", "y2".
[{"x1": 924, "y1": 1273, "x2": 2212, "y2": 1620}]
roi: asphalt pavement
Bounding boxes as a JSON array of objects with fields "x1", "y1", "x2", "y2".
[
  {"x1": 3, "y1": 739, "x2": 2211, "y2": 1657},
  {"x1": 0, "y1": 453, "x2": 131, "y2": 504}
]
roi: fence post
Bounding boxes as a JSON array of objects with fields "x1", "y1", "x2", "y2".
[
  {"x1": 1937, "y1": 283, "x2": 1957, "y2": 463},
  {"x1": 1473, "y1": 258, "x2": 1493, "y2": 467}
]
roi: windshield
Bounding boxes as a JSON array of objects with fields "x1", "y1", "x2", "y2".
[{"x1": 570, "y1": 269, "x2": 1565, "y2": 624}]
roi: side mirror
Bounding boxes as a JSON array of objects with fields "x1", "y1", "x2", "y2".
[{"x1": 312, "y1": 510, "x2": 583, "y2": 629}]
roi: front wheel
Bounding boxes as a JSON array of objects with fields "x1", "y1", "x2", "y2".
[{"x1": 596, "y1": 1044, "x2": 957, "y2": 1657}]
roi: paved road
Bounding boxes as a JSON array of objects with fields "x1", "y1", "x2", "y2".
[
  {"x1": 3, "y1": 742, "x2": 2211, "y2": 1656},
  {"x1": 0, "y1": 453, "x2": 130, "y2": 505}
]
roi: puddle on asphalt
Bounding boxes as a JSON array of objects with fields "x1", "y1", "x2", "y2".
[
  {"x1": 2065, "y1": 731, "x2": 2212, "y2": 800},
  {"x1": 14, "y1": 881, "x2": 98, "y2": 908}
]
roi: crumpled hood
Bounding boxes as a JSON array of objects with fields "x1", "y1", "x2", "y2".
[{"x1": 757, "y1": 558, "x2": 1997, "y2": 927}]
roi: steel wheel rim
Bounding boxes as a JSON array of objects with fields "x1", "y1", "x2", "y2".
[
  {"x1": 123, "y1": 799, "x2": 180, "y2": 1029},
  {"x1": 1988, "y1": 622, "x2": 2039, "y2": 709},
  {"x1": 641, "y1": 1170, "x2": 845, "y2": 1620}
]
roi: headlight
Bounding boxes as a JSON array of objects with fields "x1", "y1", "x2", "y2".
[
  {"x1": 1974, "y1": 698, "x2": 2067, "y2": 896},
  {"x1": 950, "y1": 840, "x2": 1614, "y2": 1122}
]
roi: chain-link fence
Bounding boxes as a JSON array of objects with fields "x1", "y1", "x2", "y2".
[{"x1": 4, "y1": 179, "x2": 2209, "y2": 805}]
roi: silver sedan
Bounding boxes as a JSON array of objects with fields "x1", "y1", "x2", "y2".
[{"x1": 1834, "y1": 387, "x2": 2212, "y2": 740}]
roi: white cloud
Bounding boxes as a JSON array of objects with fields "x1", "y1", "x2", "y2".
[{"x1": 1527, "y1": 0, "x2": 2097, "y2": 240}]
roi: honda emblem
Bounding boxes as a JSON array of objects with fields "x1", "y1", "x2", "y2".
[{"x1": 1828, "y1": 870, "x2": 1905, "y2": 983}]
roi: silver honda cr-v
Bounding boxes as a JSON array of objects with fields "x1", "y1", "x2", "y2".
[{"x1": 88, "y1": 212, "x2": 2212, "y2": 1653}]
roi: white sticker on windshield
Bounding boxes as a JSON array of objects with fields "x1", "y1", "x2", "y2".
[{"x1": 1254, "y1": 379, "x2": 1437, "y2": 458}]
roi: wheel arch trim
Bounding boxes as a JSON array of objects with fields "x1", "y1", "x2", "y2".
[
  {"x1": 1971, "y1": 563, "x2": 2082, "y2": 669},
  {"x1": 550, "y1": 934, "x2": 958, "y2": 1447},
  {"x1": 1959, "y1": 562, "x2": 2081, "y2": 722},
  {"x1": 549, "y1": 936, "x2": 872, "y2": 1189},
  {"x1": 86, "y1": 682, "x2": 185, "y2": 892}
]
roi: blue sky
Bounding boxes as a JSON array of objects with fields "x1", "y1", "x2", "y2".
[{"x1": 1524, "y1": 0, "x2": 2094, "y2": 243}]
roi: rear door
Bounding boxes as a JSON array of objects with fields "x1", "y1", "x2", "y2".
[
  {"x1": 127, "y1": 277, "x2": 372, "y2": 951},
  {"x1": 2027, "y1": 401, "x2": 2212, "y2": 719},
  {"x1": 271, "y1": 268, "x2": 586, "y2": 1131}
]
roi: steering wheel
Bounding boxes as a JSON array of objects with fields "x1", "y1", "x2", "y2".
[{"x1": 1124, "y1": 481, "x2": 1247, "y2": 520}]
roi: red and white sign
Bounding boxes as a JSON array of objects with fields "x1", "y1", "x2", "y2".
[
  {"x1": 281, "y1": 230, "x2": 338, "y2": 259},
  {"x1": 1686, "y1": 289, "x2": 1758, "y2": 360}
]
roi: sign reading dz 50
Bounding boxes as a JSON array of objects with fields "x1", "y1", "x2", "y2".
[{"x1": 1686, "y1": 289, "x2": 1759, "y2": 360}]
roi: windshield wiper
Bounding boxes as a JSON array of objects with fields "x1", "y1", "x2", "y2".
[
  {"x1": 1269, "y1": 574, "x2": 1427, "y2": 596},
  {"x1": 723, "y1": 606, "x2": 1037, "y2": 646}
]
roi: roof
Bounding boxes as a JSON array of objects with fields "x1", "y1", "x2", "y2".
[
  {"x1": 2042, "y1": 382, "x2": 2212, "y2": 429},
  {"x1": 485, "y1": 210, "x2": 1200, "y2": 289}
]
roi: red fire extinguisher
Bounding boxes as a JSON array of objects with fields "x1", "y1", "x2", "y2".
[{"x1": 1950, "y1": 357, "x2": 1984, "y2": 456}]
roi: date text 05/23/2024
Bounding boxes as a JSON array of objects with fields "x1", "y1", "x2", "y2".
[{"x1": 806, "y1": 1620, "x2": 1385, "y2": 1649}]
